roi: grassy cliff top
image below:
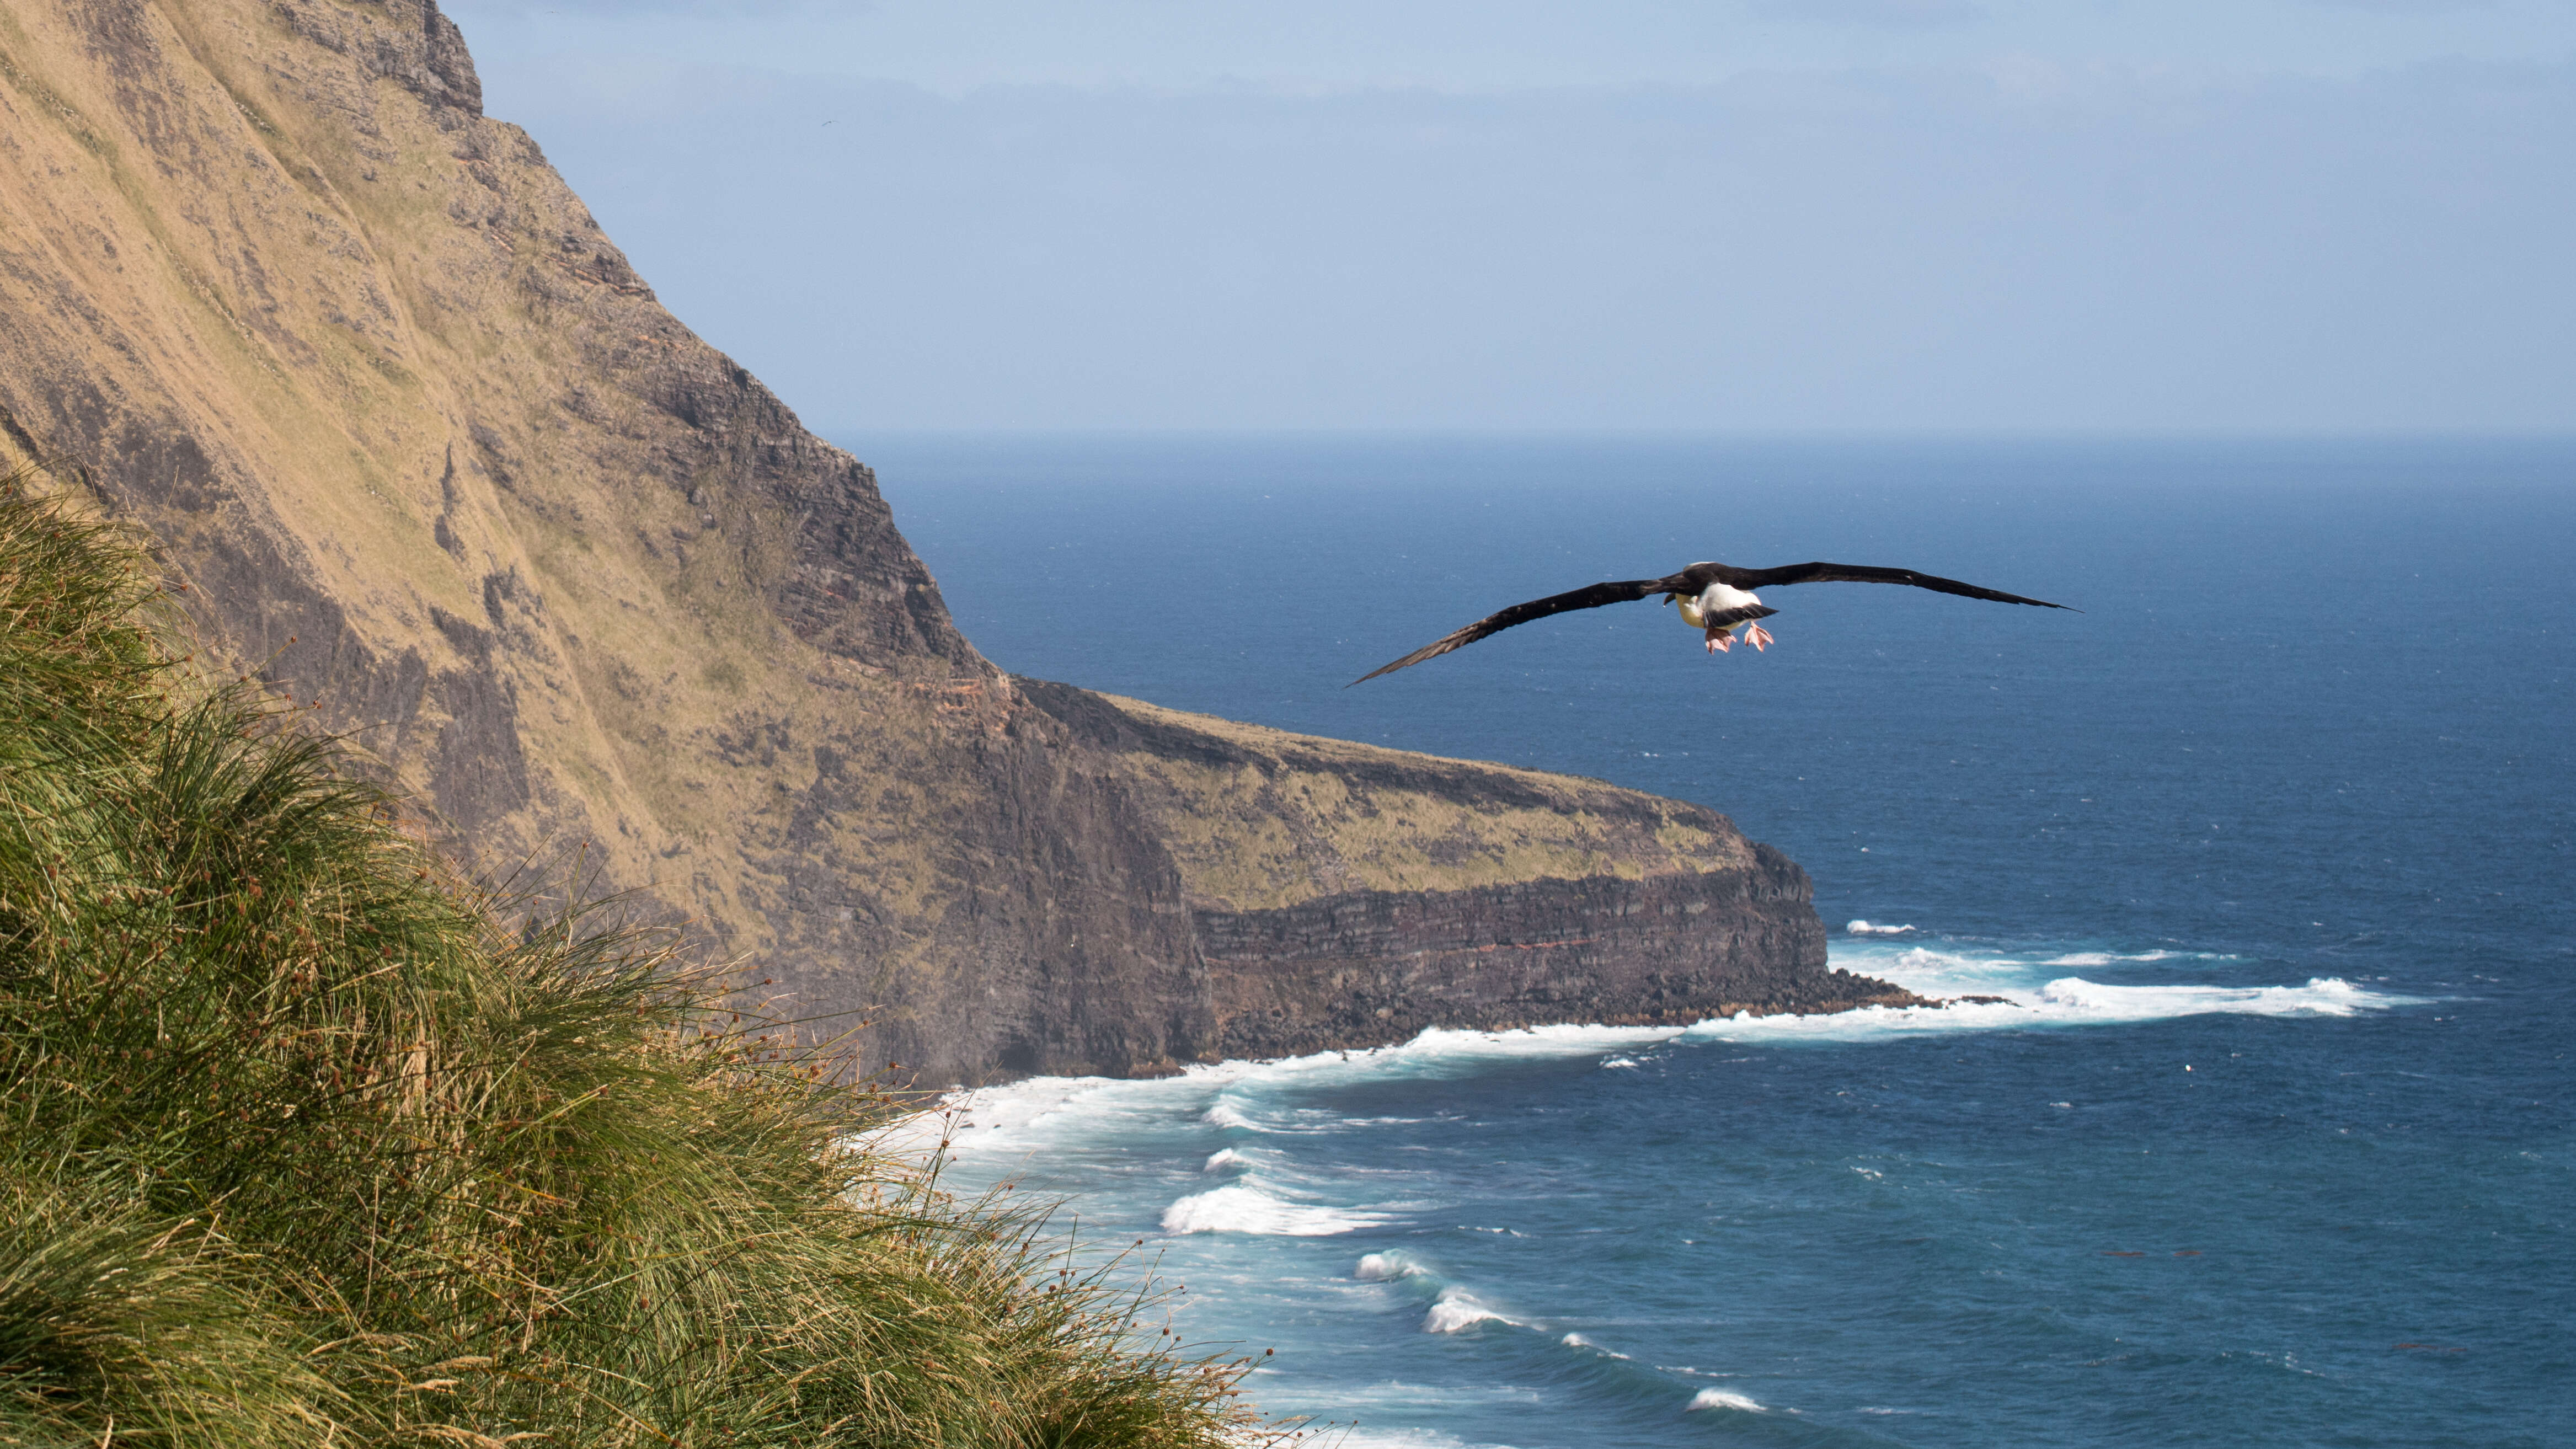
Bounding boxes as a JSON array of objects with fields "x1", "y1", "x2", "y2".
[{"x1": 1034, "y1": 686, "x2": 1756, "y2": 913}]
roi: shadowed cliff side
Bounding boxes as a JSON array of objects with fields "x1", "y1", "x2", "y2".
[{"x1": 0, "y1": 0, "x2": 1891, "y2": 1084}]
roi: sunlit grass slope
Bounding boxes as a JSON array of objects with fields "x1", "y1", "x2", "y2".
[{"x1": 0, "y1": 472, "x2": 1272, "y2": 1446}]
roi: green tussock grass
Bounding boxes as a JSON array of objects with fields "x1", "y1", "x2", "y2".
[{"x1": 0, "y1": 467, "x2": 1286, "y2": 1447}]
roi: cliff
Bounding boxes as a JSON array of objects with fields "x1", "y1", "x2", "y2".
[{"x1": 0, "y1": 0, "x2": 1888, "y2": 1083}]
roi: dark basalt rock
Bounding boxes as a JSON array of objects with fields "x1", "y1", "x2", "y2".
[{"x1": 1198, "y1": 865, "x2": 1838, "y2": 1060}]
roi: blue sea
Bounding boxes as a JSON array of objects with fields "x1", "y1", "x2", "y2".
[{"x1": 840, "y1": 434, "x2": 2574, "y2": 1448}]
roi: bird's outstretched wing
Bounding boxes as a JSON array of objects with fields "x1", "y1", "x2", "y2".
[
  {"x1": 1351, "y1": 560, "x2": 2070, "y2": 685},
  {"x1": 1349, "y1": 578, "x2": 1671, "y2": 685},
  {"x1": 1702, "y1": 560, "x2": 2070, "y2": 609}
]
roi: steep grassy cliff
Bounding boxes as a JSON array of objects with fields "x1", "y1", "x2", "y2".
[
  {"x1": 0, "y1": 0, "x2": 1882, "y2": 1083},
  {"x1": 0, "y1": 475, "x2": 1264, "y2": 1448}
]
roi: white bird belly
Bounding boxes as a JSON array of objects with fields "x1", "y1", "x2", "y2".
[{"x1": 1677, "y1": 582, "x2": 1764, "y2": 630}]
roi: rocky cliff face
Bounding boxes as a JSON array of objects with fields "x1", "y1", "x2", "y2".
[
  {"x1": 0, "y1": 0, "x2": 1895, "y2": 1083},
  {"x1": 1024, "y1": 688, "x2": 1899, "y2": 1058}
]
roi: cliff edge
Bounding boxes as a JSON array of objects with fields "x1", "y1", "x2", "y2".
[{"x1": 0, "y1": 0, "x2": 1890, "y2": 1082}]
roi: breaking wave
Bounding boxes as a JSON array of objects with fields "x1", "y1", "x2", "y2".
[
  {"x1": 1201, "y1": 1099, "x2": 1257, "y2": 1130},
  {"x1": 1422, "y1": 1287, "x2": 1522, "y2": 1334},
  {"x1": 1159, "y1": 1180, "x2": 1385, "y2": 1236},
  {"x1": 1347, "y1": 1252, "x2": 1530, "y2": 1337},
  {"x1": 1355, "y1": 1250, "x2": 1429, "y2": 1282}
]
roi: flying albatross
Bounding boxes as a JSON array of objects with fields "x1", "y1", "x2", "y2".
[{"x1": 1350, "y1": 559, "x2": 2071, "y2": 685}]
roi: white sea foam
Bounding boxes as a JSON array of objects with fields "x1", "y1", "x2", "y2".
[
  {"x1": 877, "y1": 943, "x2": 2424, "y2": 1169},
  {"x1": 1202, "y1": 1099, "x2": 1257, "y2": 1130},
  {"x1": 1883, "y1": 945, "x2": 2029, "y2": 980},
  {"x1": 1681, "y1": 972, "x2": 2419, "y2": 1045},
  {"x1": 1600, "y1": 1055, "x2": 1642, "y2": 1070},
  {"x1": 1560, "y1": 1332, "x2": 1631, "y2": 1359},
  {"x1": 1160, "y1": 1181, "x2": 1385, "y2": 1237},
  {"x1": 1686, "y1": 1388, "x2": 1765, "y2": 1412},
  {"x1": 1846, "y1": 919, "x2": 1917, "y2": 935},
  {"x1": 865, "y1": 1074, "x2": 1139, "y2": 1161},
  {"x1": 1201, "y1": 1147, "x2": 1253, "y2": 1173},
  {"x1": 1355, "y1": 1250, "x2": 1429, "y2": 1282},
  {"x1": 1423, "y1": 1286, "x2": 1521, "y2": 1333},
  {"x1": 2033, "y1": 975, "x2": 2400, "y2": 1019},
  {"x1": 921, "y1": 1022, "x2": 1690, "y2": 1152}
]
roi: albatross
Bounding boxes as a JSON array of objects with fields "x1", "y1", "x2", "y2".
[{"x1": 1350, "y1": 559, "x2": 2071, "y2": 686}]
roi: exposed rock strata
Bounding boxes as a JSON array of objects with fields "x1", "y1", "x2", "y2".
[
  {"x1": 1017, "y1": 685, "x2": 1895, "y2": 1058},
  {"x1": 1195, "y1": 870, "x2": 1866, "y2": 1060},
  {"x1": 0, "y1": 0, "x2": 1897, "y2": 1083}
]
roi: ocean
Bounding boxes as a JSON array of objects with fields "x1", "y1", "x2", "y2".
[{"x1": 837, "y1": 434, "x2": 2573, "y2": 1448}]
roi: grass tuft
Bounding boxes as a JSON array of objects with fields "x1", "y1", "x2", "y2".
[{"x1": 0, "y1": 466, "x2": 1291, "y2": 1446}]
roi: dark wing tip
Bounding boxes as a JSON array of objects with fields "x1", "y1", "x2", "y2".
[
  {"x1": 1933, "y1": 579, "x2": 2075, "y2": 611},
  {"x1": 1348, "y1": 631, "x2": 1471, "y2": 686},
  {"x1": 1348, "y1": 576, "x2": 1671, "y2": 685}
]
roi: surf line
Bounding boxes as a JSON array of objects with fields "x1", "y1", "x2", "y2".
[{"x1": 879, "y1": 969, "x2": 2422, "y2": 1167}]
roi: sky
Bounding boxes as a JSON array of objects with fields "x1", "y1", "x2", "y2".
[{"x1": 443, "y1": 1, "x2": 2575, "y2": 433}]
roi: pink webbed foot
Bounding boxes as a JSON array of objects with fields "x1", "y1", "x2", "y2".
[
  {"x1": 1745, "y1": 623, "x2": 1775, "y2": 652},
  {"x1": 1705, "y1": 630, "x2": 1733, "y2": 654}
]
